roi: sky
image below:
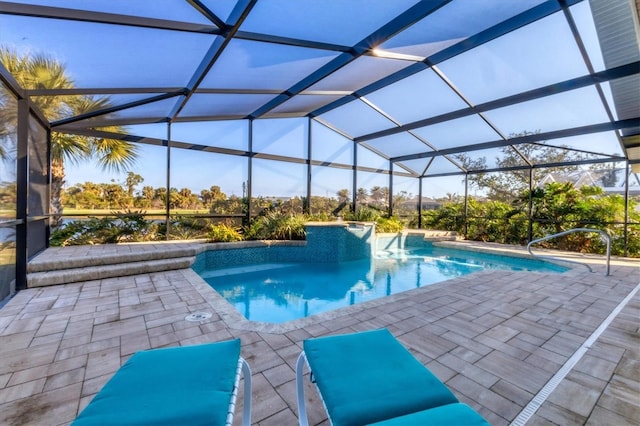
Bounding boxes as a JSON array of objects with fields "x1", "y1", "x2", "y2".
[{"x1": 0, "y1": 0, "x2": 630, "y2": 199}]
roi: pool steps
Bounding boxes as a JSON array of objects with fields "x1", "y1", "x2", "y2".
[{"x1": 26, "y1": 243, "x2": 200, "y2": 288}]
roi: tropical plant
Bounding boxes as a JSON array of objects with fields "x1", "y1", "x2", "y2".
[
  {"x1": 49, "y1": 218, "x2": 113, "y2": 246},
  {"x1": 114, "y1": 209, "x2": 156, "y2": 240},
  {"x1": 355, "y1": 188, "x2": 368, "y2": 204},
  {"x1": 244, "y1": 211, "x2": 306, "y2": 240},
  {"x1": 418, "y1": 182, "x2": 639, "y2": 257},
  {"x1": 165, "y1": 216, "x2": 210, "y2": 240},
  {"x1": 0, "y1": 182, "x2": 16, "y2": 214},
  {"x1": 336, "y1": 188, "x2": 350, "y2": 203},
  {"x1": 375, "y1": 216, "x2": 404, "y2": 233},
  {"x1": 343, "y1": 206, "x2": 381, "y2": 222},
  {"x1": 0, "y1": 47, "x2": 138, "y2": 227},
  {"x1": 418, "y1": 202, "x2": 465, "y2": 232},
  {"x1": 49, "y1": 210, "x2": 155, "y2": 246},
  {"x1": 207, "y1": 223, "x2": 243, "y2": 242}
]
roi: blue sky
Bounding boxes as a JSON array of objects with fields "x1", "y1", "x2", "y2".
[{"x1": 0, "y1": 0, "x2": 626, "y2": 199}]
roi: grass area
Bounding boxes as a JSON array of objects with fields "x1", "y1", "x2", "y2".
[
  {"x1": 0, "y1": 248, "x2": 15, "y2": 266},
  {"x1": 0, "y1": 211, "x2": 16, "y2": 219},
  {"x1": 62, "y1": 208, "x2": 209, "y2": 216}
]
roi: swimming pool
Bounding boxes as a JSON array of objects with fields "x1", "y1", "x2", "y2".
[{"x1": 199, "y1": 245, "x2": 568, "y2": 323}]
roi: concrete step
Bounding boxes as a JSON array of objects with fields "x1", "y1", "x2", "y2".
[
  {"x1": 27, "y1": 256, "x2": 195, "y2": 288},
  {"x1": 26, "y1": 242, "x2": 203, "y2": 288},
  {"x1": 27, "y1": 244, "x2": 199, "y2": 273}
]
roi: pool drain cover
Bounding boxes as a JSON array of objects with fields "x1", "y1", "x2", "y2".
[{"x1": 185, "y1": 312, "x2": 212, "y2": 322}]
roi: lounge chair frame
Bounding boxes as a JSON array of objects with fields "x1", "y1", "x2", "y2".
[
  {"x1": 296, "y1": 350, "x2": 325, "y2": 426},
  {"x1": 231, "y1": 356, "x2": 253, "y2": 426}
]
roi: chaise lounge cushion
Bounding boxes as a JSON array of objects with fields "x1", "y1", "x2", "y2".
[
  {"x1": 303, "y1": 329, "x2": 459, "y2": 425},
  {"x1": 368, "y1": 402, "x2": 491, "y2": 426},
  {"x1": 73, "y1": 340, "x2": 241, "y2": 425}
]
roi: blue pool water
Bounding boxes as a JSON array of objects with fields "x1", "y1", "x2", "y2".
[{"x1": 201, "y1": 246, "x2": 567, "y2": 323}]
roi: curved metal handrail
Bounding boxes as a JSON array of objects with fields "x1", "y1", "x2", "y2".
[{"x1": 527, "y1": 228, "x2": 610, "y2": 276}]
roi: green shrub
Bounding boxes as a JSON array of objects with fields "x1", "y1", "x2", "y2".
[
  {"x1": 245, "y1": 211, "x2": 306, "y2": 240},
  {"x1": 420, "y1": 202, "x2": 465, "y2": 233},
  {"x1": 413, "y1": 183, "x2": 639, "y2": 257},
  {"x1": 112, "y1": 210, "x2": 156, "y2": 242},
  {"x1": 207, "y1": 223, "x2": 243, "y2": 242},
  {"x1": 49, "y1": 219, "x2": 96, "y2": 246},
  {"x1": 375, "y1": 216, "x2": 404, "y2": 233},
  {"x1": 306, "y1": 212, "x2": 334, "y2": 222},
  {"x1": 343, "y1": 206, "x2": 381, "y2": 222},
  {"x1": 166, "y1": 216, "x2": 210, "y2": 240},
  {"x1": 50, "y1": 210, "x2": 156, "y2": 246}
]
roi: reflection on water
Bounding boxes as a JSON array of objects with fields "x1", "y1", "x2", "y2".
[{"x1": 204, "y1": 247, "x2": 567, "y2": 323}]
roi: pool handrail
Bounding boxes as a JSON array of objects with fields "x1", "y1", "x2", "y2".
[{"x1": 527, "y1": 228, "x2": 610, "y2": 276}]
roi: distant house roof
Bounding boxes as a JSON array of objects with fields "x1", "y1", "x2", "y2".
[
  {"x1": 537, "y1": 169, "x2": 640, "y2": 196},
  {"x1": 537, "y1": 170, "x2": 601, "y2": 188}
]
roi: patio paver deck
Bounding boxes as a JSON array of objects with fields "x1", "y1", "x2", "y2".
[{"x1": 0, "y1": 242, "x2": 638, "y2": 425}]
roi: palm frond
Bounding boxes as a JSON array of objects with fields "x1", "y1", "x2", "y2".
[
  {"x1": 51, "y1": 132, "x2": 91, "y2": 164},
  {"x1": 27, "y1": 53, "x2": 74, "y2": 90},
  {"x1": 1, "y1": 47, "x2": 75, "y2": 121},
  {"x1": 71, "y1": 95, "x2": 113, "y2": 115},
  {"x1": 92, "y1": 138, "x2": 138, "y2": 172}
]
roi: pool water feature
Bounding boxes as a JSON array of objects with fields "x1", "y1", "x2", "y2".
[{"x1": 200, "y1": 245, "x2": 567, "y2": 323}]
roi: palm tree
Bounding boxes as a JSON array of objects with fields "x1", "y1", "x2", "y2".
[
  {"x1": 0, "y1": 47, "x2": 138, "y2": 227},
  {"x1": 336, "y1": 188, "x2": 350, "y2": 203}
]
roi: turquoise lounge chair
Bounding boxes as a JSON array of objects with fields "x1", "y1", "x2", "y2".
[
  {"x1": 296, "y1": 329, "x2": 489, "y2": 426},
  {"x1": 73, "y1": 339, "x2": 251, "y2": 426}
]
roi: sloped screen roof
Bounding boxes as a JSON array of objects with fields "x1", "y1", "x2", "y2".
[{"x1": 1, "y1": 0, "x2": 639, "y2": 176}]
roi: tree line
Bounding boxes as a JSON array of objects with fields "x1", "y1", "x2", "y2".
[
  {"x1": 61, "y1": 171, "x2": 412, "y2": 216},
  {"x1": 63, "y1": 172, "x2": 232, "y2": 211},
  {"x1": 416, "y1": 182, "x2": 639, "y2": 257}
]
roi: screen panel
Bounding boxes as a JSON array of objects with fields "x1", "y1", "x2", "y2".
[
  {"x1": 357, "y1": 144, "x2": 389, "y2": 170},
  {"x1": 27, "y1": 115, "x2": 48, "y2": 258},
  {"x1": 356, "y1": 170, "x2": 390, "y2": 210},
  {"x1": 438, "y1": 11, "x2": 589, "y2": 105},
  {"x1": 365, "y1": 132, "x2": 432, "y2": 158},
  {"x1": 380, "y1": 0, "x2": 547, "y2": 58},
  {"x1": 307, "y1": 56, "x2": 413, "y2": 93},
  {"x1": 392, "y1": 173, "x2": 420, "y2": 220},
  {"x1": 253, "y1": 118, "x2": 307, "y2": 159},
  {"x1": 238, "y1": 0, "x2": 420, "y2": 46},
  {"x1": 179, "y1": 94, "x2": 277, "y2": 118},
  {"x1": 170, "y1": 148, "x2": 248, "y2": 215},
  {"x1": 0, "y1": 84, "x2": 17, "y2": 222},
  {"x1": 412, "y1": 114, "x2": 501, "y2": 150},
  {"x1": 200, "y1": 39, "x2": 338, "y2": 90},
  {"x1": 0, "y1": 15, "x2": 215, "y2": 88},
  {"x1": 483, "y1": 87, "x2": 610, "y2": 137},
  {"x1": 310, "y1": 165, "x2": 353, "y2": 217},
  {"x1": 8, "y1": 0, "x2": 214, "y2": 23},
  {"x1": 311, "y1": 120, "x2": 354, "y2": 165},
  {"x1": 0, "y1": 224, "x2": 16, "y2": 302},
  {"x1": 172, "y1": 120, "x2": 249, "y2": 150},
  {"x1": 28, "y1": 116, "x2": 48, "y2": 218},
  {"x1": 319, "y1": 99, "x2": 396, "y2": 138},
  {"x1": 364, "y1": 68, "x2": 468, "y2": 125}
]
